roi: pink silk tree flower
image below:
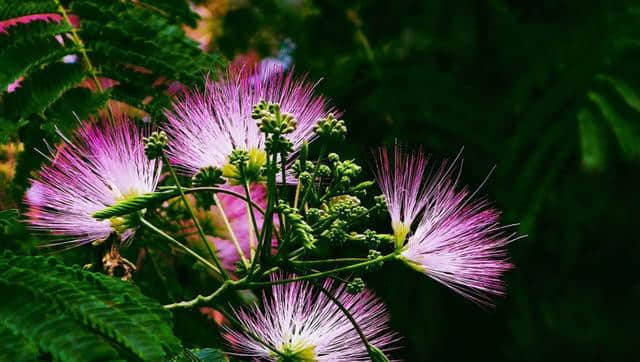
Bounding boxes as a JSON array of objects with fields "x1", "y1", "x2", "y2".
[
  {"x1": 25, "y1": 117, "x2": 162, "y2": 247},
  {"x1": 162, "y1": 61, "x2": 336, "y2": 182},
  {"x1": 374, "y1": 146, "x2": 518, "y2": 305},
  {"x1": 223, "y1": 275, "x2": 397, "y2": 361}
]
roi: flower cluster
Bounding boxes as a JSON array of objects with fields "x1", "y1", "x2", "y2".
[{"x1": 24, "y1": 61, "x2": 519, "y2": 359}]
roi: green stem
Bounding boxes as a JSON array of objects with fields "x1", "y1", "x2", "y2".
[
  {"x1": 54, "y1": 1, "x2": 103, "y2": 93},
  {"x1": 311, "y1": 280, "x2": 376, "y2": 360},
  {"x1": 289, "y1": 258, "x2": 369, "y2": 266},
  {"x1": 293, "y1": 182, "x2": 302, "y2": 209},
  {"x1": 183, "y1": 187, "x2": 265, "y2": 214},
  {"x1": 139, "y1": 216, "x2": 222, "y2": 279},
  {"x1": 257, "y1": 152, "x2": 278, "y2": 267},
  {"x1": 299, "y1": 144, "x2": 327, "y2": 208},
  {"x1": 246, "y1": 252, "x2": 398, "y2": 287},
  {"x1": 239, "y1": 166, "x2": 262, "y2": 261},
  {"x1": 162, "y1": 155, "x2": 229, "y2": 280},
  {"x1": 164, "y1": 280, "x2": 230, "y2": 310},
  {"x1": 212, "y1": 193, "x2": 249, "y2": 268}
]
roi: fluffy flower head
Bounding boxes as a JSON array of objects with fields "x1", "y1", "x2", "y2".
[
  {"x1": 375, "y1": 146, "x2": 517, "y2": 305},
  {"x1": 224, "y1": 275, "x2": 396, "y2": 361},
  {"x1": 163, "y1": 62, "x2": 335, "y2": 181},
  {"x1": 25, "y1": 117, "x2": 162, "y2": 246}
]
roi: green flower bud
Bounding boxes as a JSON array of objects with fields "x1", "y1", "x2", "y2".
[
  {"x1": 368, "y1": 249, "x2": 382, "y2": 260},
  {"x1": 299, "y1": 171, "x2": 313, "y2": 185},
  {"x1": 363, "y1": 229, "x2": 379, "y2": 248},
  {"x1": 314, "y1": 113, "x2": 347, "y2": 140},
  {"x1": 347, "y1": 277, "x2": 366, "y2": 294},
  {"x1": 326, "y1": 219, "x2": 349, "y2": 245},
  {"x1": 374, "y1": 195, "x2": 387, "y2": 210},
  {"x1": 327, "y1": 153, "x2": 340, "y2": 163},
  {"x1": 265, "y1": 134, "x2": 293, "y2": 154},
  {"x1": 292, "y1": 160, "x2": 315, "y2": 177},
  {"x1": 223, "y1": 148, "x2": 267, "y2": 185},
  {"x1": 229, "y1": 149, "x2": 250, "y2": 167},
  {"x1": 191, "y1": 166, "x2": 225, "y2": 187},
  {"x1": 142, "y1": 131, "x2": 168, "y2": 159},
  {"x1": 306, "y1": 208, "x2": 326, "y2": 224},
  {"x1": 317, "y1": 164, "x2": 332, "y2": 177},
  {"x1": 279, "y1": 201, "x2": 316, "y2": 250},
  {"x1": 366, "y1": 249, "x2": 384, "y2": 271},
  {"x1": 253, "y1": 101, "x2": 297, "y2": 134}
]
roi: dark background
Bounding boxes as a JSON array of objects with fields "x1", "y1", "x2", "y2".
[{"x1": 216, "y1": 1, "x2": 638, "y2": 360}]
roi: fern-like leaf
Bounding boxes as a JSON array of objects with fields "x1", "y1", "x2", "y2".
[
  {"x1": 0, "y1": 252, "x2": 182, "y2": 361},
  {"x1": 0, "y1": 1, "x2": 57, "y2": 21}
]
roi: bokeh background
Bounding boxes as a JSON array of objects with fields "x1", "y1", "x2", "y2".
[{"x1": 2, "y1": 1, "x2": 638, "y2": 360}]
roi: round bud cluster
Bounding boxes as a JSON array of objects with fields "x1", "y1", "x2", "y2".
[
  {"x1": 292, "y1": 160, "x2": 314, "y2": 177},
  {"x1": 374, "y1": 195, "x2": 387, "y2": 212},
  {"x1": 366, "y1": 249, "x2": 384, "y2": 271},
  {"x1": 305, "y1": 208, "x2": 327, "y2": 224},
  {"x1": 298, "y1": 171, "x2": 313, "y2": 185},
  {"x1": 317, "y1": 164, "x2": 332, "y2": 178},
  {"x1": 363, "y1": 229, "x2": 380, "y2": 249},
  {"x1": 143, "y1": 131, "x2": 168, "y2": 160},
  {"x1": 191, "y1": 166, "x2": 225, "y2": 188},
  {"x1": 328, "y1": 195, "x2": 367, "y2": 221},
  {"x1": 346, "y1": 277, "x2": 366, "y2": 295},
  {"x1": 252, "y1": 101, "x2": 297, "y2": 135},
  {"x1": 368, "y1": 249, "x2": 382, "y2": 260},
  {"x1": 229, "y1": 149, "x2": 250, "y2": 167},
  {"x1": 314, "y1": 113, "x2": 347, "y2": 140},
  {"x1": 325, "y1": 219, "x2": 349, "y2": 245},
  {"x1": 265, "y1": 134, "x2": 294, "y2": 154}
]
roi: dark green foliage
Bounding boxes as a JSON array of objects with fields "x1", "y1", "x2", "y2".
[
  {"x1": 0, "y1": 1, "x2": 58, "y2": 21},
  {"x1": 0, "y1": 37, "x2": 77, "y2": 93},
  {"x1": 3, "y1": 62, "x2": 86, "y2": 120},
  {"x1": 0, "y1": 0, "x2": 224, "y2": 200},
  {"x1": 170, "y1": 348, "x2": 227, "y2": 362},
  {"x1": 0, "y1": 252, "x2": 182, "y2": 361}
]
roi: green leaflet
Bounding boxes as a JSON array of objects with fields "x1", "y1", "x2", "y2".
[
  {"x1": 0, "y1": 20, "x2": 72, "y2": 51},
  {"x1": 169, "y1": 348, "x2": 228, "y2": 362},
  {"x1": 136, "y1": 0, "x2": 199, "y2": 27},
  {"x1": 92, "y1": 190, "x2": 181, "y2": 220},
  {"x1": 0, "y1": 252, "x2": 182, "y2": 361},
  {"x1": 577, "y1": 108, "x2": 607, "y2": 171},
  {"x1": 2, "y1": 62, "x2": 86, "y2": 120},
  {"x1": 588, "y1": 91, "x2": 640, "y2": 159},
  {"x1": 0, "y1": 38, "x2": 78, "y2": 93},
  {"x1": 0, "y1": 0, "x2": 57, "y2": 21},
  {"x1": 43, "y1": 87, "x2": 111, "y2": 135},
  {"x1": 0, "y1": 0, "x2": 224, "y2": 206}
]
